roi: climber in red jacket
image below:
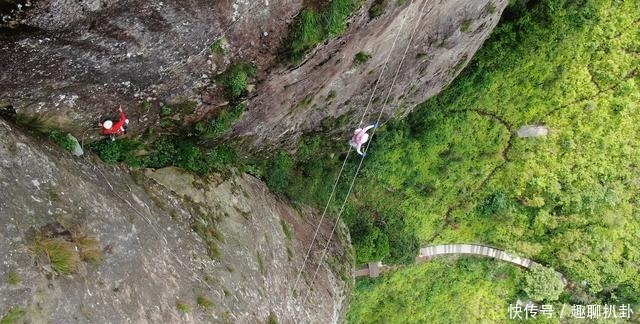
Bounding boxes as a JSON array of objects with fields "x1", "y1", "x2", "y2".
[{"x1": 99, "y1": 106, "x2": 129, "y2": 140}]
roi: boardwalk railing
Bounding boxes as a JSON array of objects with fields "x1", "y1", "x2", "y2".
[{"x1": 354, "y1": 243, "x2": 567, "y2": 285}]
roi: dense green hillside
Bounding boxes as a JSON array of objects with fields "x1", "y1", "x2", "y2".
[
  {"x1": 263, "y1": 0, "x2": 639, "y2": 321},
  {"x1": 343, "y1": 0, "x2": 640, "y2": 321},
  {"x1": 347, "y1": 258, "x2": 526, "y2": 324}
]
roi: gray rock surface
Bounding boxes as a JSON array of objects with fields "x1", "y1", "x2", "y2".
[
  {"x1": 1, "y1": 0, "x2": 301, "y2": 138},
  {"x1": 1, "y1": 0, "x2": 507, "y2": 151},
  {"x1": 233, "y1": 0, "x2": 509, "y2": 151},
  {"x1": 517, "y1": 125, "x2": 549, "y2": 138},
  {"x1": 0, "y1": 119, "x2": 351, "y2": 323},
  {"x1": 66, "y1": 133, "x2": 84, "y2": 156}
]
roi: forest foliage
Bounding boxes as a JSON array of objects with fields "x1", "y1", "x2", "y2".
[
  {"x1": 347, "y1": 258, "x2": 525, "y2": 324},
  {"x1": 344, "y1": 0, "x2": 640, "y2": 321},
  {"x1": 261, "y1": 0, "x2": 639, "y2": 321}
]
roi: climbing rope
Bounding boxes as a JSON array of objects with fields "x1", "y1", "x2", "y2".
[
  {"x1": 86, "y1": 156, "x2": 218, "y2": 291},
  {"x1": 300, "y1": 0, "x2": 430, "y2": 309},
  {"x1": 290, "y1": 0, "x2": 418, "y2": 297},
  {"x1": 69, "y1": 1, "x2": 299, "y2": 304},
  {"x1": 78, "y1": 116, "x2": 223, "y2": 292}
]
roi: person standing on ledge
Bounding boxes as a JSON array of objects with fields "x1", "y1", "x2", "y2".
[{"x1": 99, "y1": 106, "x2": 129, "y2": 141}]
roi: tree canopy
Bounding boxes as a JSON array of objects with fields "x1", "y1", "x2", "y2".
[{"x1": 524, "y1": 264, "x2": 565, "y2": 302}]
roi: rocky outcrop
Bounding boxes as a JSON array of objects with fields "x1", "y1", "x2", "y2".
[
  {"x1": 0, "y1": 118, "x2": 351, "y2": 323},
  {"x1": 1, "y1": 0, "x2": 507, "y2": 151},
  {"x1": 233, "y1": 0, "x2": 508, "y2": 150},
  {"x1": 0, "y1": 0, "x2": 302, "y2": 135}
]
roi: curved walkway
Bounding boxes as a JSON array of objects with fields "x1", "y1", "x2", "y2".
[
  {"x1": 418, "y1": 244, "x2": 536, "y2": 268},
  {"x1": 418, "y1": 244, "x2": 567, "y2": 284},
  {"x1": 355, "y1": 243, "x2": 567, "y2": 285}
]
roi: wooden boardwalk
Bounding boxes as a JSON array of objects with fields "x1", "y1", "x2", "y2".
[
  {"x1": 417, "y1": 244, "x2": 537, "y2": 268},
  {"x1": 355, "y1": 243, "x2": 567, "y2": 285}
]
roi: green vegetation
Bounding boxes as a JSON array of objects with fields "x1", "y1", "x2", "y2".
[
  {"x1": 48, "y1": 130, "x2": 77, "y2": 152},
  {"x1": 460, "y1": 19, "x2": 472, "y2": 32},
  {"x1": 76, "y1": 235, "x2": 103, "y2": 265},
  {"x1": 368, "y1": 0, "x2": 388, "y2": 19},
  {"x1": 195, "y1": 104, "x2": 246, "y2": 140},
  {"x1": 90, "y1": 135, "x2": 238, "y2": 173},
  {"x1": 280, "y1": 219, "x2": 293, "y2": 240},
  {"x1": 160, "y1": 105, "x2": 173, "y2": 117},
  {"x1": 286, "y1": 246, "x2": 294, "y2": 261},
  {"x1": 264, "y1": 151, "x2": 295, "y2": 194},
  {"x1": 524, "y1": 264, "x2": 564, "y2": 302},
  {"x1": 217, "y1": 63, "x2": 256, "y2": 101},
  {"x1": 0, "y1": 307, "x2": 25, "y2": 324},
  {"x1": 90, "y1": 62, "x2": 254, "y2": 173},
  {"x1": 347, "y1": 258, "x2": 524, "y2": 323},
  {"x1": 352, "y1": 52, "x2": 371, "y2": 66},
  {"x1": 266, "y1": 311, "x2": 278, "y2": 324},
  {"x1": 287, "y1": 0, "x2": 363, "y2": 62},
  {"x1": 210, "y1": 38, "x2": 225, "y2": 54},
  {"x1": 15, "y1": 114, "x2": 76, "y2": 153},
  {"x1": 30, "y1": 227, "x2": 103, "y2": 275},
  {"x1": 176, "y1": 301, "x2": 192, "y2": 313},
  {"x1": 32, "y1": 237, "x2": 81, "y2": 275},
  {"x1": 190, "y1": 210, "x2": 224, "y2": 260},
  {"x1": 196, "y1": 296, "x2": 214, "y2": 310},
  {"x1": 257, "y1": 251, "x2": 265, "y2": 275},
  {"x1": 5, "y1": 270, "x2": 20, "y2": 285},
  {"x1": 260, "y1": 0, "x2": 639, "y2": 320}
]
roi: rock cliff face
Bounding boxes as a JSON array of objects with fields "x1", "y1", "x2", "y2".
[
  {"x1": 1, "y1": 0, "x2": 301, "y2": 135},
  {"x1": 0, "y1": 1, "x2": 508, "y2": 321},
  {"x1": 0, "y1": 0, "x2": 506, "y2": 150},
  {"x1": 233, "y1": 0, "x2": 508, "y2": 150},
  {"x1": 0, "y1": 119, "x2": 351, "y2": 323}
]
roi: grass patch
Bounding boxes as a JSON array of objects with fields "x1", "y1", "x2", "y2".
[
  {"x1": 30, "y1": 226, "x2": 103, "y2": 276},
  {"x1": 15, "y1": 113, "x2": 50, "y2": 134},
  {"x1": 15, "y1": 114, "x2": 76, "y2": 152},
  {"x1": 264, "y1": 152, "x2": 294, "y2": 194},
  {"x1": 190, "y1": 210, "x2": 224, "y2": 260},
  {"x1": 48, "y1": 130, "x2": 77, "y2": 152},
  {"x1": 196, "y1": 296, "x2": 215, "y2": 310},
  {"x1": 257, "y1": 251, "x2": 265, "y2": 275},
  {"x1": 195, "y1": 104, "x2": 246, "y2": 140},
  {"x1": 1, "y1": 307, "x2": 25, "y2": 324},
  {"x1": 176, "y1": 301, "x2": 192, "y2": 313},
  {"x1": 326, "y1": 90, "x2": 337, "y2": 101},
  {"x1": 89, "y1": 138, "x2": 144, "y2": 165},
  {"x1": 90, "y1": 136, "x2": 238, "y2": 174},
  {"x1": 486, "y1": 2, "x2": 497, "y2": 14},
  {"x1": 368, "y1": 0, "x2": 388, "y2": 19},
  {"x1": 266, "y1": 311, "x2": 278, "y2": 324},
  {"x1": 460, "y1": 19, "x2": 472, "y2": 32},
  {"x1": 76, "y1": 235, "x2": 103, "y2": 265},
  {"x1": 286, "y1": 246, "x2": 294, "y2": 261},
  {"x1": 353, "y1": 51, "x2": 372, "y2": 66},
  {"x1": 6, "y1": 270, "x2": 20, "y2": 285},
  {"x1": 287, "y1": 0, "x2": 362, "y2": 63},
  {"x1": 280, "y1": 219, "x2": 293, "y2": 240},
  {"x1": 32, "y1": 237, "x2": 81, "y2": 275}
]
